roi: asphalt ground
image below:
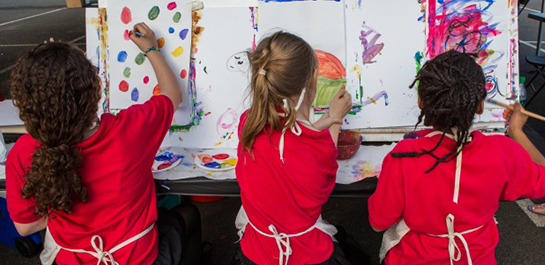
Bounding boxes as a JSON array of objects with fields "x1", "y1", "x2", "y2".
[{"x1": 0, "y1": 1, "x2": 544, "y2": 264}]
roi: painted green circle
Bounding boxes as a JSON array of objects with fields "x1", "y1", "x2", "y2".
[
  {"x1": 123, "y1": 67, "x2": 131, "y2": 78},
  {"x1": 148, "y1": 6, "x2": 160, "y2": 20},
  {"x1": 135, "y1": 53, "x2": 146, "y2": 65},
  {"x1": 173, "y1": 12, "x2": 181, "y2": 23}
]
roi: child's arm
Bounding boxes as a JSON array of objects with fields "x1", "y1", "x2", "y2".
[
  {"x1": 130, "y1": 23, "x2": 183, "y2": 108},
  {"x1": 318, "y1": 86, "x2": 352, "y2": 146},
  {"x1": 504, "y1": 104, "x2": 545, "y2": 165},
  {"x1": 13, "y1": 217, "x2": 47, "y2": 236}
]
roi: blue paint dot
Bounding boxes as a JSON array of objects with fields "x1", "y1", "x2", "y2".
[
  {"x1": 117, "y1": 51, "x2": 128, "y2": 63},
  {"x1": 179, "y1": 29, "x2": 189, "y2": 40},
  {"x1": 204, "y1": 162, "x2": 221, "y2": 169},
  {"x1": 131, "y1": 88, "x2": 139, "y2": 102},
  {"x1": 168, "y1": 27, "x2": 175, "y2": 34}
]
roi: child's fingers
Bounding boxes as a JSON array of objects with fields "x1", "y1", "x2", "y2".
[
  {"x1": 140, "y1": 22, "x2": 152, "y2": 32},
  {"x1": 334, "y1": 86, "x2": 347, "y2": 100},
  {"x1": 133, "y1": 23, "x2": 148, "y2": 36}
]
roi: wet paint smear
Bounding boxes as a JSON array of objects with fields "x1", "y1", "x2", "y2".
[
  {"x1": 121, "y1": 7, "x2": 132, "y2": 24},
  {"x1": 148, "y1": 6, "x2": 160, "y2": 20},
  {"x1": 169, "y1": 27, "x2": 175, "y2": 34},
  {"x1": 213, "y1": 154, "x2": 229, "y2": 160},
  {"x1": 119, "y1": 80, "x2": 129, "y2": 92},
  {"x1": 179, "y1": 29, "x2": 189, "y2": 40},
  {"x1": 167, "y1": 2, "x2": 177, "y2": 10},
  {"x1": 180, "y1": 69, "x2": 187, "y2": 79},
  {"x1": 158, "y1": 162, "x2": 172, "y2": 171},
  {"x1": 173, "y1": 12, "x2": 181, "y2": 23},
  {"x1": 135, "y1": 53, "x2": 146, "y2": 65},
  {"x1": 123, "y1": 67, "x2": 131, "y2": 78},
  {"x1": 131, "y1": 88, "x2": 139, "y2": 102},
  {"x1": 153, "y1": 84, "x2": 161, "y2": 96},
  {"x1": 157, "y1": 37, "x2": 165, "y2": 48},
  {"x1": 143, "y1": 76, "x2": 149, "y2": 84},
  {"x1": 123, "y1": 30, "x2": 130, "y2": 40},
  {"x1": 171, "y1": 46, "x2": 184, "y2": 57},
  {"x1": 204, "y1": 162, "x2": 221, "y2": 169},
  {"x1": 117, "y1": 51, "x2": 128, "y2": 63}
]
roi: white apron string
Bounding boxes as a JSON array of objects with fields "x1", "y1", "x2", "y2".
[
  {"x1": 428, "y1": 214, "x2": 483, "y2": 265},
  {"x1": 45, "y1": 223, "x2": 154, "y2": 265},
  {"x1": 278, "y1": 89, "x2": 307, "y2": 163}
]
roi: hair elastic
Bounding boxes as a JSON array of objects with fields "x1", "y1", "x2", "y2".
[{"x1": 259, "y1": 69, "x2": 267, "y2": 76}]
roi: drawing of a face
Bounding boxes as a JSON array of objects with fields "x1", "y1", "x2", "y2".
[{"x1": 226, "y1": 51, "x2": 250, "y2": 73}]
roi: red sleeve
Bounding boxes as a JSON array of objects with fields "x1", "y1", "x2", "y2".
[
  {"x1": 500, "y1": 138, "x2": 545, "y2": 201},
  {"x1": 368, "y1": 144, "x2": 406, "y2": 231},
  {"x1": 6, "y1": 140, "x2": 42, "y2": 223},
  {"x1": 114, "y1": 95, "x2": 174, "y2": 152}
]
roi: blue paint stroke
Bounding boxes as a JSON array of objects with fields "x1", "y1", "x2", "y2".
[
  {"x1": 117, "y1": 51, "x2": 128, "y2": 63},
  {"x1": 131, "y1": 88, "x2": 139, "y2": 101},
  {"x1": 155, "y1": 152, "x2": 183, "y2": 163},
  {"x1": 179, "y1": 29, "x2": 189, "y2": 40},
  {"x1": 169, "y1": 27, "x2": 175, "y2": 34},
  {"x1": 204, "y1": 161, "x2": 221, "y2": 169}
]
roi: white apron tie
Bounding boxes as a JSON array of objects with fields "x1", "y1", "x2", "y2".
[
  {"x1": 235, "y1": 206, "x2": 337, "y2": 265},
  {"x1": 41, "y1": 224, "x2": 154, "y2": 265},
  {"x1": 278, "y1": 89, "x2": 307, "y2": 163}
]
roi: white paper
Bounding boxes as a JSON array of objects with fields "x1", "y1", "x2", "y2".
[
  {"x1": 161, "y1": 6, "x2": 256, "y2": 148},
  {"x1": 108, "y1": 0, "x2": 193, "y2": 123},
  {"x1": 0, "y1": 100, "x2": 23, "y2": 126}
]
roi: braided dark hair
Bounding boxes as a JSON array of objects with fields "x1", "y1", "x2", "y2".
[{"x1": 392, "y1": 50, "x2": 486, "y2": 172}]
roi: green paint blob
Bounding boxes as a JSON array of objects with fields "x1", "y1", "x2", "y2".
[
  {"x1": 313, "y1": 76, "x2": 346, "y2": 108},
  {"x1": 123, "y1": 67, "x2": 131, "y2": 78},
  {"x1": 173, "y1": 12, "x2": 181, "y2": 23},
  {"x1": 148, "y1": 6, "x2": 160, "y2": 20},
  {"x1": 135, "y1": 53, "x2": 146, "y2": 65}
]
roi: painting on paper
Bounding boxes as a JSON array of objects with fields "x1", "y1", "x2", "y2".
[
  {"x1": 258, "y1": 0, "x2": 346, "y2": 112},
  {"x1": 107, "y1": 0, "x2": 193, "y2": 127},
  {"x1": 161, "y1": 6, "x2": 257, "y2": 148}
]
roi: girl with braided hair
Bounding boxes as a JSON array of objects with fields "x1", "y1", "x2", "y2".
[
  {"x1": 232, "y1": 31, "x2": 355, "y2": 265},
  {"x1": 6, "y1": 23, "x2": 203, "y2": 265},
  {"x1": 369, "y1": 50, "x2": 545, "y2": 265}
]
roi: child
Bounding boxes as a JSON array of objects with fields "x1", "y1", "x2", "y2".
[
  {"x1": 6, "y1": 23, "x2": 201, "y2": 265},
  {"x1": 503, "y1": 104, "x2": 545, "y2": 215},
  {"x1": 368, "y1": 50, "x2": 545, "y2": 265},
  {"x1": 233, "y1": 32, "x2": 353, "y2": 265}
]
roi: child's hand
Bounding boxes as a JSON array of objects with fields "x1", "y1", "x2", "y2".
[
  {"x1": 507, "y1": 102, "x2": 528, "y2": 136},
  {"x1": 129, "y1": 23, "x2": 158, "y2": 53},
  {"x1": 329, "y1": 86, "x2": 352, "y2": 120}
]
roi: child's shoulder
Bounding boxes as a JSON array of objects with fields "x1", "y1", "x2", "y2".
[
  {"x1": 475, "y1": 132, "x2": 523, "y2": 151},
  {"x1": 7, "y1": 134, "x2": 39, "y2": 164}
]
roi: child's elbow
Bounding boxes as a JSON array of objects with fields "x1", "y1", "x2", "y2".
[{"x1": 372, "y1": 226, "x2": 384, "y2": 233}]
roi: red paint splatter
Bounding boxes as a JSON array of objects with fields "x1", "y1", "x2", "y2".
[
  {"x1": 180, "y1": 69, "x2": 187, "y2": 79},
  {"x1": 167, "y1": 2, "x2": 177, "y2": 10},
  {"x1": 119, "y1": 80, "x2": 129, "y2": 92},
  {"x1": 143, "y1": 76, "x2": 149, "y2": 84},
  {"x1": 153, "y1": 84, "x2": 161, "y2": 96},
  {"x1": 204, "y1": 112, "x2": 211, "y2": 116},
  {"x1": 121, "y1": 7, "x2": 132, "y2": 25},
  {"x1": 202, "y1": 157, "x2": 213, "y2": 164},
  {"x1": 123, "y1": 30, "x2": 130, "y2": 40},
  {"x1": 158, "y1": 162, "x2": 172, "y2": 170},
  {"x1": 212, "y1": 154, "x2": 229, "y2": 160}
]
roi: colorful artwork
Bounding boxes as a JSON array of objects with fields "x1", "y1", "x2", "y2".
[
  {"x1": 336, "y1": 144, "x2": 395, "y2": 184},
  {"x1": 313, "y1": 50, "x2": 346, "y2": 109},
  {"x1": 107, "y1": 0, "x2": 193, "y2": 118}
]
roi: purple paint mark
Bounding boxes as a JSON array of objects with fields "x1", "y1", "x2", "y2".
[
  {"x1": 179, "y1": 28, "x2": 189, "y2": 40},
  {"x1": 117, "y1": 51, "x2": 128, "y2": 63},
  {"x1": 360, "y1": 26, "x2": 384, "y2": 64},
  {"x1": 216, "y1": 108, "x2": 238, "y2": 135},
  {"x1": 362, "y1": 91, "x2": 389, "y2": 106},
  {"x1": 169, "y1": 27, "x2": 175, "y2": 34},
  {"x1": 131, "y1": 88, "x2": 139, "y2": 102}
]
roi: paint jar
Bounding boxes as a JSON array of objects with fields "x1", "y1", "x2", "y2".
[{"x1": 337, "y1": 130, "x2": 362, "y2": 160}]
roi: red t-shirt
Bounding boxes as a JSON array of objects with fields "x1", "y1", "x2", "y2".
[
  {"x1": 236, "y1": 111, "x2": 339, "y2": 264},
  {"x1": 369, "y1": 129, "x2": 545, "y2": 265},
  {"x1": 6, "y1": 95, "x2": 174, "y2": 265}
]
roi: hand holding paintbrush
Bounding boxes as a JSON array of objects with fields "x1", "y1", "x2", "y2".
[{"x1": 488, "y1": 99, "x2": 545, "y2": 122}]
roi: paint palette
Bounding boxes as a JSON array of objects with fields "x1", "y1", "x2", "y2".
[
  {"x1": 152, "y1": 149, "x2": 183, "y2": 173},
  {"x1": 195, "y1": 150, "x2": 238, "y2": 172}
]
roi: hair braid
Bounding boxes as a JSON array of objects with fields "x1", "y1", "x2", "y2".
[{"x1": 392, "y1": 50, "x2": 486, "y2": 173}]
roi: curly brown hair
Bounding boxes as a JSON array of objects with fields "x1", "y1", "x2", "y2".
[{"x1": 10, "y1": 42, "x2": 102, "y2": 216}]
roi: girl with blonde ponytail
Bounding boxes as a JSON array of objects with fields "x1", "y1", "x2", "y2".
[{"x1": 234, "y1": 32, "x2": 354, "y2": 265}]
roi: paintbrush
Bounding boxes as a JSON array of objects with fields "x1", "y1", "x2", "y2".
[{"x1": 486, "y1": 99, "x2": 545, "y2": 122}]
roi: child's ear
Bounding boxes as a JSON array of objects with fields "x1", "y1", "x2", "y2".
[
  {"x1": 476, "y1": 100, "x2": 484, "y2": 115},
  {"x1": 418, "y1": 97, "x2": 423, "y2": 110}
]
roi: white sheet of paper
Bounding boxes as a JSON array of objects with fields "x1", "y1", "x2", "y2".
[
  {"x1": 0, "y1": 100, "x2": 23, "y2": 126},
  {"x1": 161, "y1": 6, "x2": 256, "y2": 148},
  {"x1": 108, "y1": 0, "x2": 193, "y2": 121}
]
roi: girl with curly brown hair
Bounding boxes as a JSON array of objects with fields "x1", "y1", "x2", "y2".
[{"x1": 6, "y1": 23, "x2": 201, "y2": 265}]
